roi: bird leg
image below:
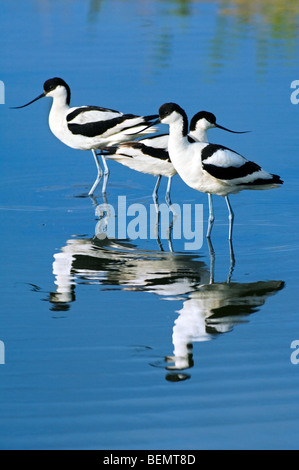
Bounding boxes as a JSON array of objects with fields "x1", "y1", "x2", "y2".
[
  {"x1": 152, "y1": 175, "x2": 161, "y2": 211},
  {"x1": 165, "y1": 176, "x2": 172, "y2": 207},
  {"x1": 100, "y1": 153, "x2": 110, "y2": 194},
  {"x1": 88, "y1": 149, "x2": 103, "y2": 196},
  {"x1": 206, "y1": 193, "x2": 215, "y2": 238},
  {"x1": 225, "y1": 196, "x2": 234, "y2": 240}
]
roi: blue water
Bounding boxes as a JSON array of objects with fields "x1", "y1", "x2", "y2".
[{"x1": 1, "y1": 0, "x2": 299, "y2": 450}]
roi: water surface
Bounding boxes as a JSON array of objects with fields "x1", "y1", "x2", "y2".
[{"x1": 0, "y1": 0, "x2": 299, "y2": 450}]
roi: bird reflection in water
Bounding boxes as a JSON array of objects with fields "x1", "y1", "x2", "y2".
[
  {"x1": 49, "y1": 196, "x2": 284, "y2": 382},
  {"x1": 50, "y1": 194, "x2": 180, "y2": 310},
  {"x1": 49, "y1": 225, "x2": 208, "y2": 311},
  {"x1": 165, "y1": 248, "x2": 284, "y2": 381}
]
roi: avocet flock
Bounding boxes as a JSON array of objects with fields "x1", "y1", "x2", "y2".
[{"x1": 13, "y1": 77, "x2": 283, "y2": 241}]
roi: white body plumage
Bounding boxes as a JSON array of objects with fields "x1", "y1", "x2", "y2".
[{"x1": 158, "y1": 103, "x2": 283, "y2": 239}]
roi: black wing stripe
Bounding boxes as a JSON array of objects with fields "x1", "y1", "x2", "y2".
[
  {"x1": 203, "y1": 161, "x2": 262, "y2": 180},
  {"x1": 201, "y1": 143, "x2": 237, "y2": 161},
  {"x1": 131, "y1": 142, "x2": 170, "y2": 161},
  {"x1": 68, "y1": 114, "x2": 157, "y2": 138},
  {"x1": 68, "y1": 115, "x2": 139, "y2": 137},
  {"x1": 68, "y1": 119, "x2": 122, "y2": 137}
]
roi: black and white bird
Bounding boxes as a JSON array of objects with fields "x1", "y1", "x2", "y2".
[
  {"x1": 156, "y1": 103, "x2": 283, "y2": 239},
  {"x1": 103, "y1": 111, "x2": 247, "y2": 206},
  {"x1": 12, "y1": 77, "x2": 158, "y2": 195},
  {"x1": 104, "y1": 133, "x2": 174, "y2": 205}
]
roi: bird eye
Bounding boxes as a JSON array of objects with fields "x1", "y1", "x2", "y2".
[{"x1": 160, "y1": 108, "x2": 170, "y2": 117}]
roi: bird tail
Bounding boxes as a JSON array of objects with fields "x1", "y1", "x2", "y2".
[
  {"x1": 271, "y1": 174, "x2": 284, "y2": 185},
  {"x1": 241, "y1": 172, "x2": 284, "y2": 187}
]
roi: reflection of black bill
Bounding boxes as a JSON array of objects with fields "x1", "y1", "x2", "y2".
[{"x1": 11, "y1": 92, "x2": 45, "y2": 109}]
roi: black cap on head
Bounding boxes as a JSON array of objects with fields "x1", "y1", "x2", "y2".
[
  {"x1": 189, "y1": 111, "x2": 216, "y2": 131},
  {"x1": 43, "y1": 77, "x2": 71, "y2": 105},
  {"x1": 159, "y1": 102, "x2": 188, "y2": 136},
  {"x1": 159, "y1": 102, "x2": 186, "y2": 120}
]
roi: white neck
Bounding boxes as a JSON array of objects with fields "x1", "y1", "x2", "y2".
[
  {"x1": 189, "y1": 128, "x2": 208, "y2": 143},
  {"x1": 51, "y1": 93, "x2": 69, "y2": 113},
  {"x1": 168, "y1": 119, "x2": 188, "y2": 149},
  {"x1": 166, "y1": 118, "x2": 207, "y2": 192},
  {"x1": 48, "y1": 94, "x2": 70, "y2": 139}
]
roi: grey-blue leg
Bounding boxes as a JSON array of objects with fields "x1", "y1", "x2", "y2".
[
  {"x1": 89, "y1": 149, "x2": 103, "y2": 196},
  {"x1": 206, "y1": 193, "x2": 214, "y2": 238},
  {"x1": 225, "y1": 195, "x2": 234, "y2": 240},
  {"x1": 152, "y1": 175, "x2": 162, "y2": 207},
  {"x1": 165, "y1": 176, "x2": 172, "y2": 207},
  {"x1": 100, "y1": 153, "x2": 110, "y2": 194}
]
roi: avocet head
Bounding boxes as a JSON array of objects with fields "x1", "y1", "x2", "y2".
[
  {"x1": 159, "y1": 103, "x2": 186, "y2": 123},
  {"x1": 159, "y1": 103, "x2": 189, "y2": 135},
  {"x1": 189, "y1": 111, "x2": 217, "y2": 132},
  {"x1": 12, "y1": 77, "x2": 71, "y2": 109},
  {"x1": 190, "y1": 110, "x2": 250, "y2": 135},
  {"x1": 43, "y1": 78, "x2": 71, "y2": 103}
]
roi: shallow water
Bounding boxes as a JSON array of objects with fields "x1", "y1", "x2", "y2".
[{"x1": 1, "y1": 0, "x2": 299, "y2": 450}]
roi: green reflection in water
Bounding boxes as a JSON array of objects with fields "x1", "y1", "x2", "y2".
[
  {"x1": 88, "y1": 0, "x2": 104, "y2": 22},
  {"x1": 218, "y1": 0, "x2": 299, "y2": 37},
  {"x1": 90, "y1": 0, "x2": 299, "y2": 74},
  {"x1": 35, "y1": 0, "x2": 299, "y2": 78}
]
